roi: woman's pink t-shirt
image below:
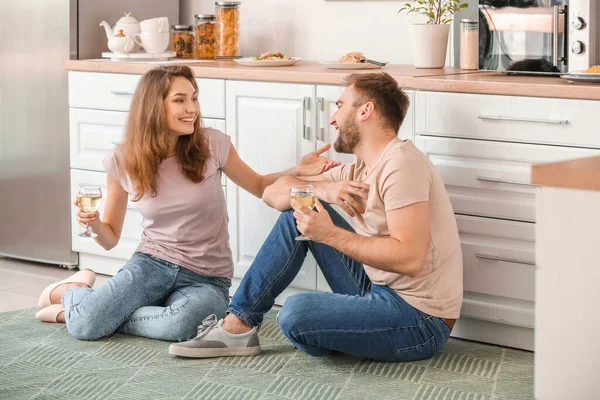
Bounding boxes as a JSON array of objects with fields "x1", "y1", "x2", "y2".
[{"x1": 102, "y1": 128, "x2": 233, "y2": 278}]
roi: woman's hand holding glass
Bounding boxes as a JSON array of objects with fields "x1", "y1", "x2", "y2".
[
  {"x1": 74, "y1": 186, "x2": 102, "y2": 238},
  {"x1": 295, "y1": 144, "x2": 341, "y2": 176}
]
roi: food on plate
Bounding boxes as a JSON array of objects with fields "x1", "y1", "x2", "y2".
[
  {"x1": 585, "y1": 65, "x2": 600, "y2": 73},
  {"x1": 253, "y1": 52, "x2": 293, "y2": 61},
  {"x1": 216, "y1": 6, "x2": 240, "y2": 57},
  {"x1": 338, "y1": 51, "x2": 366, "y2": 64}
]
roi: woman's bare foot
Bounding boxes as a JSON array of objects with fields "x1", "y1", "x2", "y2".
[{"x1": 56, "y1": 310, "x2": 65, "y2": 323}]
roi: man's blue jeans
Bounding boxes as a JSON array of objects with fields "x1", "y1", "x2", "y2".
[{"x1": 227, "y1": 203, "x2": 452, "y2": 362}]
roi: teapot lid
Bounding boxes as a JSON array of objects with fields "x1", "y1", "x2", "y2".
[{"x1": 117, "y1": 12, "x2": 139, "y2": 24}]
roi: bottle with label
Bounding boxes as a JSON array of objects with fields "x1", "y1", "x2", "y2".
[{"x1": 460, "y1": 19, "x2": 478, "y2": 70}]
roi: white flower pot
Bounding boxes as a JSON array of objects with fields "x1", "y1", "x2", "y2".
[{"x1": 409, "y1": 24, "x2": 451, "y2": 69}]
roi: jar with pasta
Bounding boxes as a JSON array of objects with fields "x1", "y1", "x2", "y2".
[
  {"x1": 172, "y1": 25, "x2": 195, "y2": 59},
  {"x1": 215, "y1": 1, "x2": 241, "y2": 59},
  {"x1": 195, "y1": 14, "x2": 216, "y2": 60}
]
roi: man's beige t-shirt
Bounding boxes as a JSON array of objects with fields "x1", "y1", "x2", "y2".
[{"x1": 322, "y1": 137, "x2": 463, "y2": 319}]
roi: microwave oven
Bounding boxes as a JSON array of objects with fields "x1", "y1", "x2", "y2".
[{"x1": 478, "y1": 0, "x2": 600, "y2": 75}]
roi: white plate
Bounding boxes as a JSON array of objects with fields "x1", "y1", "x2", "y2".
[
  {"x1": 319, "y1": 61, "x2": 384, "y2": 70},
  {"x1": 560, "y1": 70, "x2": 600, "y2": 84},
  {"x1": 102, "y1": 51, "x2": 176, "y2": 61},
  {"x1": 233, "y1": 57, "x2": 302, "y2": 67}
]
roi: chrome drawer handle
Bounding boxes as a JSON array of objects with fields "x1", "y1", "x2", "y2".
[
  {"x1": 477, "y1": 115, "x2": 568, "y2": 125},
  {"x1": 316, "y1": 97, "x2": 325, "y2": 141},
  {"x1": 476, "y1": 176, "x2": 537, "y2": 187},
  {"x1": 111, "y1": 140, "x2": 122, "y2": 145},
  {"x1": 475, "y1": 253, "x2": 535, "y2": 266},
  {"x1": 302, "y1": 97, "x2": 310, "y2": 140},
  {"x1": 110, "y1": 90, "x2": 134, "y2": 96},
  {"x1": 127, "y1": 204, "x2": 137, "y2": 210}
]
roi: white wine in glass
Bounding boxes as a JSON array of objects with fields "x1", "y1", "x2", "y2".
[
  {"x1": 77, "y1": 186, "x2": 102, "y2": 238},
  {"x1": 290, "y1": 185, "x2": 316, "y2": 241}
]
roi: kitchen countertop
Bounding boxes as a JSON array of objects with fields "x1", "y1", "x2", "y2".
[
  {"x1": 531, "y1": 156, "x2": 600, "y2": 191},
  {"x1": 66, "y1": 59, "x2": 600, "y2": 101}
]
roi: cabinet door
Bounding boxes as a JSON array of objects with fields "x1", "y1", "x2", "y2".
[
  {"x1": 225, "y1": 81, "x2": 317, "y2": 290},
  {"x1": 69, "y1": 108, "x2": 128, "y2": 172},
  {"x1": 70, "y1": 169, "x2": 142, "y2": 261}
]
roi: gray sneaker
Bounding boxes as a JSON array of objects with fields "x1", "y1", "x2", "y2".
[{"x1": 168, "y1": 314, "x2": 261, "y2": 358}]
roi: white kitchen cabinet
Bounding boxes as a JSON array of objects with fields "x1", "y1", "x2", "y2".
[
  {"x1": 415, "y1": 135, "x2": 600, "y2": 223},
  {"x1": 69, "y1": 108, "x2": 128, "y2": 172},
  {"x1": 225, "y1": 81, "x2": 416, "y2": 298},
  {"x1": 70, "y1": 106, "x2": 227, "y2": 173},
  {"x1": 415, "y1": 91, "x2": 600, "y2": 148},
  {"x1": 225, "y1": 81, "x2": 319, "y2": 293},
  {"x1": 68, "y1": 72, "x2": 225, "y2": 118}
]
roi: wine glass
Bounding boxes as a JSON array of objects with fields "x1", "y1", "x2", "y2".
[
  {"x1": 77, "y1": 186, "x2": 102, "y2": 238},
  {"x1": 290, "y1": 185, "x2": 316, "y2": 241}
]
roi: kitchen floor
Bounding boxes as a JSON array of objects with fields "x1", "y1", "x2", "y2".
[{"x1": 0, "y1": 256, "x2": 110, "y2": 312}]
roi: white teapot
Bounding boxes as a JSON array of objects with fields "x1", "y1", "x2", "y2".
[{"x1": 100, "y1": 12, "x2": 141, "y2": 52}]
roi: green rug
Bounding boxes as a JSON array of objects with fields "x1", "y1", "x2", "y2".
[{"x1": 0, "y1": 309, "x2": 533, "y2": 400}]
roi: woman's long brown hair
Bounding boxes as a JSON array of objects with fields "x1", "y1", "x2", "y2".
[{"x1": 119, "y1": 66, "x2": 210, "y2": 201}]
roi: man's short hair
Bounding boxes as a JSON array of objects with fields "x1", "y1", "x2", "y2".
[{"x1": 343, "y1": 73, "x2": 410, "y2": 134}]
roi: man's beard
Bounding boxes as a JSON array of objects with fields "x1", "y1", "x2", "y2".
[{"x1": 333, "y1": 115, "x2": 361, "y2": 154}]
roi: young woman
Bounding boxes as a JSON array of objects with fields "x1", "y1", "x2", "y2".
[{"x1": 35, "y1": 65, "x2": 338, "y2": 342}]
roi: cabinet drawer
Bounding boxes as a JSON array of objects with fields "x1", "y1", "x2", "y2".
[
  {"x1": 70, "y1": 169, "x2": 142, "y2": 260},
  {"x1": 457, "y1": 214, "x2": 535, "y2": 327},
  {"x1": 416, "y1": 135, "x2": 600, "y2": 222},
  {"x1": 415, "y1": 91, "x2": 600, "y2": 148},
  {"x1": 458, "y1": 214, "x2": 535, "y2": 302},
  {"x1": 70, "y1": 107, "x2": 227, "y2": 173},
  {"x1": 70, "y1": 108, "x2": 127, "y2": 171},
  {"x1": 68, "y1": 72, "x2": 225, "y2": 118}
]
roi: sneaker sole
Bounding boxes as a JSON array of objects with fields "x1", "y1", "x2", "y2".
[{"x1": 168, "y1": 345, "x2": 261, "y2": 358}]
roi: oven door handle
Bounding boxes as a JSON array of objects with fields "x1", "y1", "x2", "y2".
[{"x1": 553, "y1": 5, "x2": 567, "y2": 67}]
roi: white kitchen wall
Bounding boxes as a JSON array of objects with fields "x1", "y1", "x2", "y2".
[
  {"x1": 180, "y1": 0, "x2": 420, "y2": 64},
  {"x1": 180, "y1": 0, "x2": 476, "y2": 65}
]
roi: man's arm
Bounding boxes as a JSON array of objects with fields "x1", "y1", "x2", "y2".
[
  {"x1": 263, "y1": 175, "x2": 370, "y2": 217},
  {"x1": 294, "y1": 199, "x2": 430, "y2": 278}
]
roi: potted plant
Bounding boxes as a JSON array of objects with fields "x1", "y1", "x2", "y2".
[{"x1": 399, "y1": 0, "x2": 468, "y2": 68}]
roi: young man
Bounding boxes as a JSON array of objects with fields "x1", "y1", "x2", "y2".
[{"x1": 169, "y1": 72, "x2": 463, "y2": 362}]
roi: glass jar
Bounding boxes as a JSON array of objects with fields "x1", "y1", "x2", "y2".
[
  {"x1": 195, "y1": 14, "x2": 216, "y2": 60},
  {"x1": 215, "y1": 1, "x2": 241, "y2": 59},
  {"x1": 460, "y1": 19, "x2": 478, "y2": 70},
  {"x1": 172, "y1": 25, "x2": 195, "y2": 59}
]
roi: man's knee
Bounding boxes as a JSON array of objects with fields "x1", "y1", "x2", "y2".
[{"x1": 276, "y1": 294, "x2": 312, "y2": 338}]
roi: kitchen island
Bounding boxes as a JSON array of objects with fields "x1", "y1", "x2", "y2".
[{"x1": 532, "y1": 156, "x2": 600, "y2": 400}]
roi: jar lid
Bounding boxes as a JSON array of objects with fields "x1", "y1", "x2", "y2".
[
  {"x1": 172, "y1": 25, "x2": 194, "y2": 31},
  {"x1": 195, "y1": 14, "x2": 216, "y2": 20},
  {"x1": 460, "y1": 18, "x2": 478, "y2": 23},
  {"x1": 215, "y1": 1, "x2": 241, "y2": 7}
]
